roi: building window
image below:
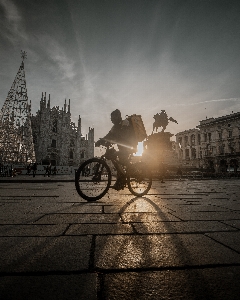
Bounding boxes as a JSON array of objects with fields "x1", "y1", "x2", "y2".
[
  {"x1": 198, "y1": 134, "x2": 201, "y2": 145},
  {"x1": 191, "y1": 148, "x2": 196, "y2": 159},
  {"x1": 52, "y1": 120, "x2": 57, "y2": 133},
  {"x1": 208, "y1": 133, "x2": 211, "y2": 141},
  {"x1": 204, "y1": 133, "x2": 207, "y2": 142},
  {"x1": 51, "y1": 139, "x2": 56, "y2": 148},
  {"x1": 219, "y1": 144, "x2": 225, "y2": 154},
  {"x1": 191, "y1": 134, "x2": 195, "y2": 146},
  {"x1": 185, "y1": 149, "x2": 189, "y2": 158},
  {"x1": 81, "y1": 151, "x2": 85, "y2": 159},
  {"x1": 69, "y1": 150, "x2": 73, "y2": 159},
  {"x1": 229, "y1": 145, "x2": 234, "y2": 154},
  {"x1": 184, "y1": 136, "x2": 188, "y2": 145},
  {"x1": 178, "y1": 137, "x2": 182, "y2": 147},
  {"x1": 229, "y1": 131, "x2": 232, "y2": 138}
]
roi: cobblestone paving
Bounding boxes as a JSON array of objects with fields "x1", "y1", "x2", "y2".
[{"x1": 0, "y1": 179, "x2": 240, "y2": 299}]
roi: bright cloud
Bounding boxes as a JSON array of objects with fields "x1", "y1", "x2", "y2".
[{"x1": 0, "y1": 0, "x2": 28, "y2": 43}]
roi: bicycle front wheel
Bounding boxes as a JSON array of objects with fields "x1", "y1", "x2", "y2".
[
  {"x1": 127, "y1": 162, "x2": 152, "y2": 197},
  {"x1": 75, "y1": 158, "x2": 111, "y2": 201}
]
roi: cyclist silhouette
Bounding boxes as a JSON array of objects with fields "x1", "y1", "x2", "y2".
[{"x1": 95, "y1": 109, "x2": 137, "y2": 189}]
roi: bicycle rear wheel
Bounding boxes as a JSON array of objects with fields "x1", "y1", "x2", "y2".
[
  {"x1": 75, "y1": 158, "x2": 111, "y2": 201},
  {"x1": 127, "y1": 162, "x2": 152, "y2": 197}
]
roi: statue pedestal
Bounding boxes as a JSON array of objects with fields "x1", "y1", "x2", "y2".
[{"x1": 142, "y1": 132, "x2": 178, "y2": 171}]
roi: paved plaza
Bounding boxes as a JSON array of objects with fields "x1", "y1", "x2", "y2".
[{"x1": 1, "y1": 177, "x2": 240, "y2": 299}]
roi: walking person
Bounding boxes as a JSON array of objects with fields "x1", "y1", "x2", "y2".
[
  {"x1": 47, "y1": 163, "x2": 52, "y2": 177},
  {"x1": 26, "y1": 163, "x2": 31, "y2": 175},
  {"x1": 9, "y1": 165, "x2": 13, "y2": 177},
  {"x1": 32, "y1": 162, "x2": 37, "y2": 177},
  {"x1": 44, "y1": 165, "x2": 49, "y2": 177}
]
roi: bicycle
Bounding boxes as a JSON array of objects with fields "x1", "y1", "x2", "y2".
[{"x1": 75, "y1": 141, "x2": 152, "y2": 201}]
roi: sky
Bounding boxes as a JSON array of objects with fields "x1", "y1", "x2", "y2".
[{"x1": 1, "y1": 0, "x2": 240, "y2": 142}]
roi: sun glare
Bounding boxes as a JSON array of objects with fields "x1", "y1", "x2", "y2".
[{"x1": 134, "y1": 142, "x2": 144, "y2": 156}]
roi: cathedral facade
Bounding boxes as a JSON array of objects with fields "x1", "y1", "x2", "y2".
[
  {"x1": 31, "y1": 92, "x2": 94, "y2": 166},
  {"x1": 175, "y1": 112, "x2": 240, "y2": 172}
]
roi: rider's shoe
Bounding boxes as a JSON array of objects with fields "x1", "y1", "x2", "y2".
[{"x1": 112, "y1": 176, "x2": 126, "y2": 190}]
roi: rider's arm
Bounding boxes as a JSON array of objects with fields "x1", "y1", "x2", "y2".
[{"x1": 95, "y1": 124, "x2": 119, "y2": 147}]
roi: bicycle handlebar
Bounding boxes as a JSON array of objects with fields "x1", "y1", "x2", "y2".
[{"x1": 95, "y1": 138, "x2": 112, "y2": 148}]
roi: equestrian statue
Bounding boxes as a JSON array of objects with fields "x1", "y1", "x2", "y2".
[{"x1": 153, "y1": 110, "x2": 178, "y2": 133}]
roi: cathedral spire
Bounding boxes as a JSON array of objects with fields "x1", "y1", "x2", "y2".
[{"x1": 68, "y1": 99, "x2": 70, "y2": 113}]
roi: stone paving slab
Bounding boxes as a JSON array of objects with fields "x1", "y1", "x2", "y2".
[
  {"x1": 205, "y1": 231, "x2": 240, "y2": 253},
  {"x1": 0, "y1": 274, "x2": 97, "y2": 300},
  {"x1": 223, "y1": 219, "x2": 240, "y2": 229},
  {"x1": 34, "y1": 213, "x2": 121, "y2": 224},
  {"x1": 65, "y1": 223, "x2": 134, "y2": 235},
  {"x1": 0, "y1": 202, "x2": 75, "y2": 216},
  {"x1": 0, "y1": 236, "x2": 91, "y2": 272},
  {"x1": 0, "y1": 224, "x2": 67, "y2": 236},
  {"x1": 133, "y1": 220, "x2": 237, "y2": 234},
  {"x1": 170, "y1": 211, "x2": 240, "y2": 221},
  {"x1": 0, "y1": 214, "x2": 44, "y2": 224},
  {"x1": 103, "y1": 267, "x2": 240, "y2": 300},
  {"x1": 94, "y1": 234, "x2": 240, "y2": 269},
  {"x1": 121, "y1": 212, "x2": 181, "y2": 222}
]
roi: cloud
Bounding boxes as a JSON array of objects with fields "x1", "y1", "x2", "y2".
[
  {"x1": 0, "y1": 0, "x2": 28, "y2": 44},
  {"x1": 36, "y1": 35, "x2": 76, "y2": 81},
  {"x1": 168, "y1": 98, "x2": 240, "y2": 107}
]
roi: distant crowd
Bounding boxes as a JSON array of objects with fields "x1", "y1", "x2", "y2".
[
  {"x1": 0, "y1": 162, "x2": 57, "y2": 177},
  {"x1": 26, "y1": 162, "x2": 57, "y2": 177}
]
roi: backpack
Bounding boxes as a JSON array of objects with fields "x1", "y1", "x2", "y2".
[{"x1": 127, "y1": 114, "x2": 147, "y2": 143}]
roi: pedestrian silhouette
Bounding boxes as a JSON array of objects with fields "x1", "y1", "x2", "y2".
[{"x1": 32, "y1": 162, "x2": 37, "y2": 177}]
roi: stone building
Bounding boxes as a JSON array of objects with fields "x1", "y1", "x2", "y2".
[
  {"x1": 175, "y1": 112, "x2": 240, "y2": 172},
  {"x1": 31, "y1": 92, "x2": 94, "y2": 166}
]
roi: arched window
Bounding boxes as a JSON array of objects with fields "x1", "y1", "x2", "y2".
[
  {"x1": 178, "y1": 137, "x2": 182, "y2": 147},
  {"x1": 81, "y1": 151, "x2": 85, "y2": 159},
  {"x1": 52, "y1": 120, "x2": 57, "y2": 133},
  {"x1": 198, "y1": 134, "x2": 201, "y2": 145},
  {"x1": 191, "y1": 148, "x2": 196, "y2": 159},
  {"x1": 191, "y1": 134, "x2": 195, "y2": 146},
  {"x1": 51, "y1": 139, "x2": 56, "y2": 148}
]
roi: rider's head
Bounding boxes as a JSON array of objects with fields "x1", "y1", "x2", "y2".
[{"x1": 111, "y1": 109, "x2": 122, "y2": 125}]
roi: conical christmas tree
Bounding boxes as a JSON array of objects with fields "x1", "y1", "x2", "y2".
[{"x1": 0, "y1": 51, "x2": 35, "y2": 163}]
